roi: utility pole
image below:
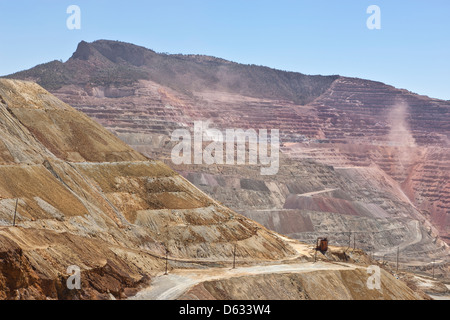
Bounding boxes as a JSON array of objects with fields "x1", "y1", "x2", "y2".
[
  {"x1": 13, "y1": 199, "x2": 18, "y2": 227},
  {"x1": 348, "y1": 233, "x2": 351, "y2": 249},
  {"x1": 396, "y1": 247, "x2": 399, "y2": 272},
  {"x1": 232, "y1": 243, "x2": 237, "y2": 269},
  {"x1": 432, "y1": 259, "x2": 435, "y2": 279},
  {"x1": 164, "y1": 249, "x2": 169, "y2": 275},
  {"x1": 353, "y1": 233, "x2": 356, "y2": 250}
]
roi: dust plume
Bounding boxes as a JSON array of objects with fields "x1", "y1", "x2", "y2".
[
  {"x1": 388, "y1": 100, "x2": 416, "y2": 148},
  {"x1": 387, "y1": 100, "x2": 418, "y2": 180}
]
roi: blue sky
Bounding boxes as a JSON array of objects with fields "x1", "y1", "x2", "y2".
[{"x1": 0, "y1": 0, "x2": 449, "y2": 100}]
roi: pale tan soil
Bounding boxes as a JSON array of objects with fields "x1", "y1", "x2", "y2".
[
  {"x1": 130, "y1": 260, "x2": 423, "y2": 300},
  {"x1": 130, "y1": 261, "x2": 357, "y2": 300}
]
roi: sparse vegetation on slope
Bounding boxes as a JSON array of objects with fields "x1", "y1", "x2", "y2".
[{"x1": 7, "y1": 40, "x2": 338, "y2": 104}]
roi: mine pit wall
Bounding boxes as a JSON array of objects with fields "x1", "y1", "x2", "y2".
[
  {"x1": 21, "y1": 72, "x2": 448, "y2": 248},
  {"x1": 9, "y1": 62, "x2": 449, "y2": 246},
  {"x1": 286, "y1": 143, "x2": 450, "y2": 245},
  {"x1": 172, "y1": 158, "x2": 449, "y2": 271}
]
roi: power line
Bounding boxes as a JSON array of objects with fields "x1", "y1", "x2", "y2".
[{"x1": 164, "y1": 248, "x2": 169, "y2": 275}]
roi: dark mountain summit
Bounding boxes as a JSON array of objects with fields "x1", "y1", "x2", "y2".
[{"x1": 8, "y1": 40, "x2": 338, "y2": 104}]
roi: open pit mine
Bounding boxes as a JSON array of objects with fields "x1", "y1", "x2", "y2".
[{"x1": 2, "y1": 40, "x2": 449, "y2": 299}]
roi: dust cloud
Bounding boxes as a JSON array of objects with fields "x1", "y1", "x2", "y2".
[{"x1": 387, "y1": 100, "x2": 416, "y2": 148}]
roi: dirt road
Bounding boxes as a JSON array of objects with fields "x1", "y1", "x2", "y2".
[{"x1": 129, "y1": 261, "x2": 358, "y2": 300}]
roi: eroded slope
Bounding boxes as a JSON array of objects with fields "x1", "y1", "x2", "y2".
[{"x1": 0, "y1": 79, "x2": 296, "y2": 299}]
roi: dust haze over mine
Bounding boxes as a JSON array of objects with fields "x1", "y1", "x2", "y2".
[{"x1": 0, "y1": 39, "x2": 449, "y2": 300}]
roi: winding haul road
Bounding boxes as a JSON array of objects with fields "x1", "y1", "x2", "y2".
[
  {"x1": 129, "y1": 261, "x2": 358, "y2": 300},
  {"x1": 130, "y1": 234, "x2": 357, "y2": 300}
]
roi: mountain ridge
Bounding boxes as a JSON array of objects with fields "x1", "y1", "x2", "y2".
[{"x1": 7, "y1": 39, "x2": 339, "y2": 105}]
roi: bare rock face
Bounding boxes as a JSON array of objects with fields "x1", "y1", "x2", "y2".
[
  {"x1": 5, "y1": 40, "x2": 449, "y2": 274},
  {"x1": 300, "y1": 77, "x2": 449, "y2": 244},
  {"x1": 0, "y1": 79, "x2": 296, "y2": 299}
]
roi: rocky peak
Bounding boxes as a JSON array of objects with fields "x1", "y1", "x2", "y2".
[
  {"x1": 71, "y1": 40, "x2": 93, "y2": 60},
  {"x1": 70, "y1": 40, "x2": 156, "y2": 67}
]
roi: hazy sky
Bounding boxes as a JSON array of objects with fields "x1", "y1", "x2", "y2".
[{"x1": 0, "y1": 0, "x2": 449, "y2": 100}]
